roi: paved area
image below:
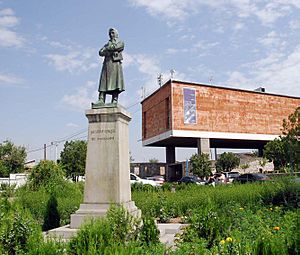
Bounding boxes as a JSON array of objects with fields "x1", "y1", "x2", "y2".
[{"x1": 157, "y1": 223, "x2": 188, "y2": 248}]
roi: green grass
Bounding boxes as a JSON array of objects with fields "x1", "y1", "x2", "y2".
[
  {"x1": 132, "y1": 178, "x2": 299, "y2": 219},
  {"x1": 0, "y1": 177, "x2": 298, "y2": 254}
]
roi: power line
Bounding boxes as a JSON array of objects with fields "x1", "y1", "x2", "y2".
[
  {"x1": 27, "y1": 143, "x2": 52, "y2": 153},
  {"x1": 26, "y1": 129, "x2": 88, "y2": 154},
  {"x1": 25, "y1": 90, "x2": 153, "y2": 156},
  {"x1": 53, "y1": 128, "x2": 87, "y2": 143}
]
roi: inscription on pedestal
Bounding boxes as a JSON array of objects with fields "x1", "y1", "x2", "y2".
[{"x1": 90, "y1": 128, "x2": 116, "y2": 141}]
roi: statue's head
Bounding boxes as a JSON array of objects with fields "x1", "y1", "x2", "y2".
[{"x1": 109, "y1": 28, "x2": 119, "y2": 39}]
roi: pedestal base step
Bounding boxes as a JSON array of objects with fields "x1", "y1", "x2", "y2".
[
  {"x1": 47, "y1": 223, "x2": 188, "y2": 248},
  {"x1": 70, "y1": 201, "x2": 141, "y2": 229}
]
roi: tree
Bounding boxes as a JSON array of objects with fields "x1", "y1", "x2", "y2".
[
  {"x1": 149, "y1": 158, "x2": 159, "y2": 163},
  {"x1": 215, "y1": 152, "x2": 240, "y2": 172},
  {"x1": 264, "y1": 138, "x2": 289, "y2": 170},
  {"x1": 60, "y1": 140, "x2": 87, "y2": 181},
  {"x1": 28, "y1": 160, "x2": 65, "y2": 190},
  {"x1": 264, "y1": 107, "x2": 300, "y2": 172},
  {"x1": 282, "y1": 106, "x2": 300, "y2": 138},
  {"x1": 189, "y1": 153, "x2": 212, "y2": 179},
  {"x1": 0, "y1": 140, "x2": 26, "y2": 177}
]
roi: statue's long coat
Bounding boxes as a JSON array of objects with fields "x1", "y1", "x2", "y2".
[{"x1": 98, "y1": 38, "x2": 125, "y2": 94}]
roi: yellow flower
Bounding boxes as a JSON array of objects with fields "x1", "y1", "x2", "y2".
[
  {"x1": 226, "y1": 237, "x2": 233, "y2": 243},
  {"x1": 273, "y1": 226, "x2": 280, "y2": 231},
  {"x1": 220, "y1": 240, "x2": 225, "y2": 245},
  {"x1": 239, "y1": 207, "x2": 244, "y2": 210},
  {"x1": 269, "y1": 208, "x2": 273, "y2": 211}
]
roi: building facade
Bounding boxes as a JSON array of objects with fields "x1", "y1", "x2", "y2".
[{"x1": 141, "y1": 79, "x2": 299, "y2": 180}]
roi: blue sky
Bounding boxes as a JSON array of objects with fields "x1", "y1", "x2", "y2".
[{"x1": 1, "y1": 0, "x2": 300, "y2": 163}]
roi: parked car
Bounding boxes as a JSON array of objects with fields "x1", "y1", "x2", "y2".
[
  {"x1": 146, "y1": 175, "x2": 165, "y2": 186},
  {"x1": 130, "y1": 173, "x2": 158, "y2": 186},
  {"x1": 178, "y1": 176, "x2": 206, "y2": 185},
  {"x1": 222, "y1": 171, "x2": 240, "y2": 183},
  {"x1": 234, "y1": 173, "x2": 270, "y2": 184}
]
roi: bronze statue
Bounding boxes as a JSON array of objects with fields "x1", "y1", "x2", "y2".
[{"x1": 92, "y1": 28, "x2": 125, "y2": 108}]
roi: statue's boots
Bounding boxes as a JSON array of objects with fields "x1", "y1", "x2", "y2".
[
  {"x1": 91, "y1": 92, "x2": 106, "y2": 108},
  {"x1": 111, "y1": 93, "x2": 118, "y2": 104}
]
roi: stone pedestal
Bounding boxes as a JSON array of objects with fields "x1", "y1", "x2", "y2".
[{"x1": 70, "y1": 106, "x2": 140, "y2": 229}]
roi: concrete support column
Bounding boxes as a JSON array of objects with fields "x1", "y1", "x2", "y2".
[
  {"x1": 166, "y1": 146, "x2": 176, "y2": 164},
  {"x1": 197, "y1": 138, "x2": 211, "y2": 158},
  {"x1": 258, "y1": 148, "x2": 264, "y2": 157}
]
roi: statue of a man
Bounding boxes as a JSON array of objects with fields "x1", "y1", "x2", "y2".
[{"x1": 92, "y1": 28, "x2": 125, "y2": 108}]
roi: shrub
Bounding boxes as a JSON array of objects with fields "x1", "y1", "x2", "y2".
[
  {"x1": 22, "y1": 239, "x2": 67, "y2": 255},
  {"x1": 42, "y1": 194, "x2": 60, "y2": 231},
  {"x1": 189, "y1": 153, "x2": 212, "y2": 178},
  {"x1": 28, "y1": 160, "x2": 65, "y2": 191},
  {"x1": 139, "y1": 216, "x2": 160, "y2": 245},
  {"x1": 68, "y1": 206, "x2": 163, "y2": 254},
  {"x1": 0, "y1": 205, "x2": 41, "y2": 255},
  {"x1": 16, "y1": 180, "x2": 82, "y2": 227},
  {"x1": 0, "y1": 183, "x2": 16, "y2": 199},
  {"x1": 215, "y1": 152, "x2": 240, "y2": 172}
]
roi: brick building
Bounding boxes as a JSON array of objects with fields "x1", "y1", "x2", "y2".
[{"x1": 141, "y1": 79, "x2": 299, "y2": 180}]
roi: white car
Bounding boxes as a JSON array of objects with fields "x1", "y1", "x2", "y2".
[{"x1": 130, "y1": 173, "x2": 158, "y2": 187}]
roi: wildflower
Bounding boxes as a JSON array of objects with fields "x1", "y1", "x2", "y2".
[
  {"x1": 226, "y1": 237, "x2": 233, "y2": 243},
  {"x1": 273, "y1": 226, "x2": 280, "y2": 231},
  {"x1": 239, "y1": 207, "x2": 244, "y2": 210},
  {"x1": 220, "y1": 240, "x2": 225, "y2": 245},
  {"x1": 269, "y1": 208, "x2": 273, "y2": 211}
]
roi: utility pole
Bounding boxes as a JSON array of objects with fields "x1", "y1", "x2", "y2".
[
  {"x1": 55, "y1": 143, "x2": 58, "y2": 162},
  {"x1": 44, "y1": 144, "x2": 47, "y2": 160}
]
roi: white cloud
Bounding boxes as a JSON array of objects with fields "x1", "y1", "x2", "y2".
[
  {"x1": 289, "y1": 19, "x2": 300, "y2": 30},
  {"x1": 225, "y1": 45, "x2": 300, "y2": 96},
  {"x1": 166, "y1": 48, "x2": 179, "y2": 55},
  {"x1": 0, "y1": 14, "x2": 18, "y2": 27},
  {"x1": 66, "y1": 122, "x2": 79, "y2": 128},
  {"x1": 226, "y1": 71, "x2": 252, "y2": 89},
  {"x1": 122, "y1": 52, "x2": 187, "y2": 97},
  {"x1": 255, "y1": 2, "x2": 290, "y2": 25},
  {"x1": 0, "y1": 8, "x2": 15, "y2": 16},
  {"x1": 233, "y1": 22, "x2": 245, "y2": 30},
  {"x1": 0, "y1": 73, "x2": 23, "y2": 86},
  {"x1": 257, "y1": 31, "x2": 286, "y2": 50},
  {"x1": 45, "y1": 50, "x2": 98, "y2": 74},
  {"x1": 193, "y1": 41, "x2": 219, "y2": 51},
  {"x1": 129, "y1": 0, "x2": 189, "y2": 20},
  {"x1": 0, "y1": 8, "x2": 24, "y2": 47},
  {"x1": 252, "y1": 52, "x2": 285, "y2": 68},
  {"x1": 40, "y1": 36, "x2": 73, "y2": 50},
  {"x1": 61, "y1": 81, "x2": 98, "y2": 111},
  {"x1": 128, "y1": 0, "x2": 300, "y2": 26},
  {"x1": 121, "y1": 52, "x2": 134, "y2": 68},
  {"x1": 135, "y1": 54, "x2": 160, "y2": 76},
  {"x1": 166, "y1": 40, "x2": 218, "y2": 56},
  {"x1": 129, "y1": 54, "x2": 161, "y2": 94}
]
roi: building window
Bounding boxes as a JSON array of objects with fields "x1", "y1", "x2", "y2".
[
  {"x1": 165, "y1": 97, "x2": 170, "y2": 129},
  {"x1": 143, "y1": 111, "x2": 147, "y2": 138},
  {"x1": 183, "y1": 88, "x2": 196, "y2": 124}
]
